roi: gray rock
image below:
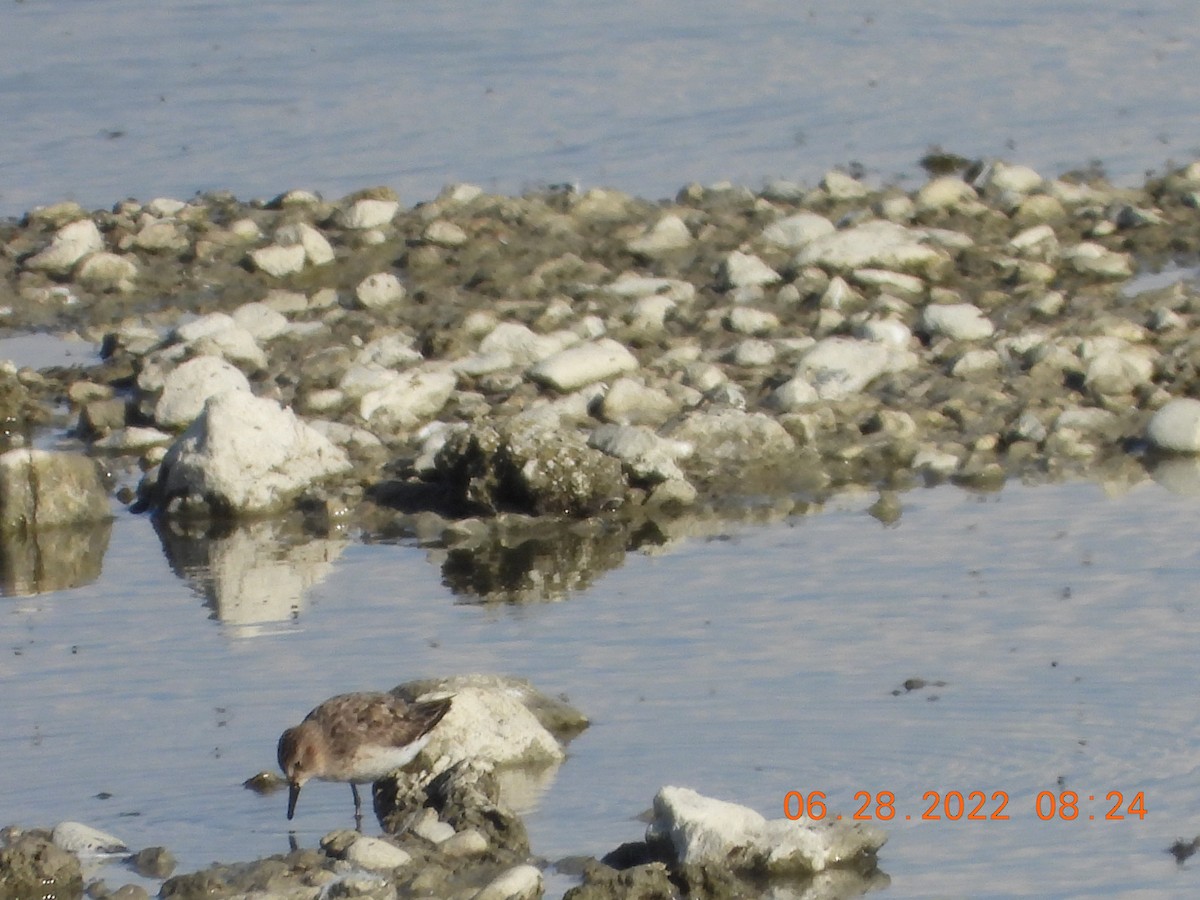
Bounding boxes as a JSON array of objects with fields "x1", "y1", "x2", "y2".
[
  {"x1": 527, "y1": 339, "x2": 639, "y2": 392},
  {"x1": 1148, "y1": 399, "x2": 1200, "y2": 452},
  {"x1": 154, "y1": 355, "x2": 252, "y2": 429},
  {"x1": 589, "y1": 423, "x2": 693, "y2": 484},
  {"x1": 1063, "y1": 242, "x2": 1133, "y2": 279},
  {"x1": 51, "y1": 821, "x2": 128, "y2": 857},
  {"x1": 0, "y1": 450, "x2": 110, "y2": 533},
  {"x1": 665, "y1": 409, "x2": 795, "y2": 464},
  {"x1": 602, "y1": 274, "x2": 696, "y2": 304},
  {"x1": 342, "y1": 835, "x2": 412, "y2": 871},
  {"x1": 76, "y1": 252, "x2": 138, "y2": 290},
  {"x1": 153, "y1": 391, "x2": 352, "y2": 516},
  {"x1": 597, "y1": 377, "x2": 680, "y2": 427}
]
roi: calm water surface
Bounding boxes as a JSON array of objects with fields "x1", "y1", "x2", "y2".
[
  {"x1": 1, "y1": 1, "x2": 1198, "y2": 215},
  {"x1": 3, "y1": 480, "x2": 1200, "y2": 897}
]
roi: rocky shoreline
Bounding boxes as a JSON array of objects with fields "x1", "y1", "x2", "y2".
[{"x1": 3, "y1": 158, "x2": 1200, "y2": 896}]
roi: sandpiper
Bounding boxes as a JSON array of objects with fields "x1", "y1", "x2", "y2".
[{"x1": 277, "y1": 691, "x2": 452, "y2": 823}]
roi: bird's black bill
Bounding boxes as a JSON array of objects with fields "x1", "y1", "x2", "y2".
[{"x1": 287, "y1": 782, "x2": 301, "y2": 820}]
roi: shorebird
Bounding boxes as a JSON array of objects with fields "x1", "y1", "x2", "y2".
[{"x1": 277, "y1": 691, "x2": 452, "y2": 824}]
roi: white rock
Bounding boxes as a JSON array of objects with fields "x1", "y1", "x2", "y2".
[
  {"x1": 1147, "y1": 399, "x2": 1200, "y2": 452},
  {"x1": 231, "y1": 302, "x2": 289, "y2": 341},
  {"x1": 1063, "y1": 242, "x2": 1133, "y2": 279},
  {"x1": 795, "y1": 220, "x2": 948, "y2": 278},
  {"x1": 856, "y1": 318, "x2": 912, "y2": 347},
  {"x1": 665, "y1": 409, "x2": 795, "y2": 461},
  {"x1": 92, "y1": 426, "x2": 174, "y2": 452},
  {"x1": 248, "y1": 243, "x2": 306, "y2": 277},
  {"x1": 920, "y1": 303, "x2": 995, "y2": 341},
  {"x1": 628, "y1": 294, "x2": 676, "y2": 331},
  {"x1": 589, "y1": 423, "x2": 692, "y2": 483},
  {"x1": 728, "y1": 338, "x2": 776, "y2": 367},
  {"x1": 765, "y1": 377, "x2": 819, "y2": 412},
  {"x1": 982, "y1": 162, "x2": 1044, "y2": 195},
  {"x1": 598, "y1": 377, "x2": 680, "y2": 426},
  {"x1": 51, "y1": 821, "x2": 128, "y2": 857},
  {"x1": 343, "y1": 835, "x2": 412, "y2": 871},
  {"x1": 725, "y1": 307, "x2": 779, "y2": 336},
  {"x1": 1008, "y1": 224, "x2": 1059, "y2": 259},
  {"x1": 361, "y1": 367, "x2": 457, "y2": 430},
  {"x1": 355, "y1": 272, "x2": 406, "y2": 309},
  {"x1": 25, "y1": 219, "x2": 104, "y2": 274},
  {"x1": 275, "y1": 221, "x2": 334, "y2": 266},
  {"x1": 1084, "y1": 350, "x2": 1154, "y2": 396},
  {"x1": 627, "y1": 214, "x2": 692, "y2": 255},
  {"x1": 147, "y1": 197, "x2": 187, "y2": 217},
  {"x1": 132, "y1": 220, "x2": 187, "y2": 252},
  {"x1": 820, "y1": 170, "x2": 868, "y2": 199},
  {"x1": 424, "y1": 220, "x2": 469, "y2": 247},
  {"x1": 157, "y1": 392, "x2": 351, "y2": 514},
  {"x1": 951, "y1": 348, "x2": 1002, "y2": 376},
  {"x1": 479, "y1": 323, "x2": 575, "y2": 366},
  {"x1": 718, "y1": 251, "x2": 781, "y2": 291},
  {"x1": 603, "y1": 274, "x2": 696, "y2": 304},
  {"x1": 850, "y1": 268, "x2": 925, "y2": 298},
  {"x1": 155, "y1": 356, "x2": 252, "y2": 429},
  {"x1": 527, "y1": 338, "x2": 638, "y2": 392},
  {"x1": 472, "y1": 864, "x2": 544, "y2": 900},
  {"x1": 648, "y1": 786, "x2": 886, "y2": 875},
  {"x1": 796, "y1": 337, "x2": 918, "y2": 400},
  {"x1": 175, "y1": 314, "x2": 267, "y2": 372},
  {"x1": 916, "y1": 176, "x2": 979, "y2": 212},
  {"x1": 76, "y1": 252, "x2": 138, "y2": 289},
  {"x1": 760, "y1": 212, "x2": 835, "y2": 249},
  {"x1": 419, "y1": 686, "x2": 564, "y2": 766},
  {"x1": 337, "y1": 198, "x2": 399, "y2": 230}
]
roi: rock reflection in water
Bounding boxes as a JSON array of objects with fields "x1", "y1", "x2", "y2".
[
  {"x1": 152, "y1": 516, "x2": 347, "y2": 633},
  {"x1": 0, "y1": 520, "x2": 111, "y2": 596}
]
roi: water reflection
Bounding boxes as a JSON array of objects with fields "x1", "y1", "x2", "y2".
[
  {"x1": 153, "y1": 516, "x2": 347, "y2": 633},
  {"x1": 0, "y1": 520, "x2": 111, "y2": 596}
]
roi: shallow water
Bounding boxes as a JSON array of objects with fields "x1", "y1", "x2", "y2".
[
  {"x1": 1, "y1": 1, "x2": 1198, "y2": 217},
  {"x1": 4, "y1": 478, "x2": 1200, "y2": 897}
]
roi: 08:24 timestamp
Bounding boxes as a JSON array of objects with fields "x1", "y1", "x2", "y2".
[{"x1": 784, "y1": 790, "x2": 1148, "y2": 822}]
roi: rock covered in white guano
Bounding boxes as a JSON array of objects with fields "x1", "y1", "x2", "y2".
[
  {"x1": 355, "y1": 272, "x2": 406, "y2": 309},
  {"x1": 248, "y1": 243, "x2": 306, "y2": 277},
  {"x1": 648, "y1": 786, "x2": 886, "y2": 875},
  {"x1": 795, "y1": 220, "x2": 950, "y2": 278},
  {"x1": 154, "y1": 356, "x2": 252, "y2": 429},
  {"x1": 24, "y1": 219, "x2": 104, "y2": 274},
  {"x1": 717, "y1": 251, "x2": 781, "y2": 291},
  {"x1": 527, "y1": 338, "x2": 638, "y2": 392},
  {"x1": 360, "y1": 367, "x2": 457, "y2": 431},
  {"x1": 589, "y1": 424, "x2": 693, "y2": 484},
  {"x1": 627, "y1": 214, "x2": 692, "y2": 256},
  {"x1": 1063, "y1": 242, "x2": 1133, "y2": 279},
  {"x1": 1147, "y1": 399, "x2": 1200, "y2": 452},
  {"x1": 795, "y1": 337, "x2": 918, "y2": 400},
  {"x1": 0, "y1": 450, "x2": 110, "y2": 533},
  {"x1": 920, "y1": 303, "x2": 995, "y2": 341},
  {"x1": 275, "y1": 221, "x2": 335, "y2": 266},
  {"x1": 760, "y1": 211, "x2": 836, "y2": 249},
  {"x1": 153, "y1": 392, "x2": 351, "y2": 516}
]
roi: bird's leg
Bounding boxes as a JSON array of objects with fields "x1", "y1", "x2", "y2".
[{"x1": 351, "y1": 783, "x2": 364, "y2": 831}]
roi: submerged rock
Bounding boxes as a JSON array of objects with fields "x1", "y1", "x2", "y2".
[{"x1": 0, "y1": 449, "x2": 110, "y2": 533}]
